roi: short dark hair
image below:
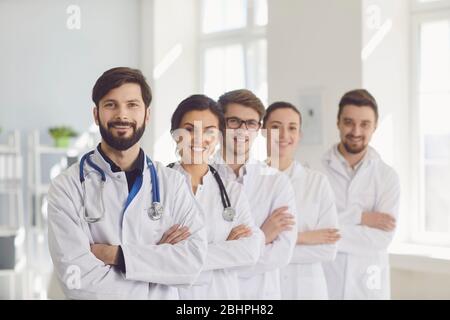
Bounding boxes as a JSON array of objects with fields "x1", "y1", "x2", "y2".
[
  {"x1": 263, "y1": 101, "x2": 302, "y2": 128},
  {"x1": 338, "y1": 89, "x2": 378, "y2": 122},
  {"x1": 170, "y1": 94, "x2": 225, "y2": 133},
  {"x1": 92, "y1": 67, "x2": 152, "y2": 108},
  {"x1": 218, "y1": 89, "x2": 265, "y2": 121}
]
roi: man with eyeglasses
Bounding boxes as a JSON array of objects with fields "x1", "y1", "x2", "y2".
[{"x1": 211, "y1": 89, "x2": 297, "y2": 300}]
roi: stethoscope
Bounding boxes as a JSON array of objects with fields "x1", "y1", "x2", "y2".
[
  {"x1": 79, "y1": 150, "x2": 164, "y2": 223},
  {"x1": 167, "y1": 163, "x2": 236, "y2": 222}
]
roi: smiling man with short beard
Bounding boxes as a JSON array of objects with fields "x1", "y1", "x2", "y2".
[{"x1": 321, "y1": 89, "x2": 400, "y2": 300}]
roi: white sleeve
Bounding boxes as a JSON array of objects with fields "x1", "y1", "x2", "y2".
[
  {"x1": 47, "y1": 175, "x2": 147, "y2": 300},
  {"x1": 204, "y1": 189, "x2": 265, "y2": 271},
  {"x1": 239, "y1": 174, "x2": 298, "y2": 277},
  {"x1": 338, "y1": 169, "x2": 400, "y2": 255},
  {"x1": 121, "y1": 176, "x2": 207, "y2": 285},
  {"x1": 335, "y1": 206, "x2": 363, "y2": 226},
  {"x1": 290, "y1": 177, "x2": 338, "y2": 264}
]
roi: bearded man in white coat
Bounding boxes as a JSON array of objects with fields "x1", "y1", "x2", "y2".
[
  {"x1": 321, "y1": 89, "x2": 400, "y2": 300},
  {"x1": 47, "y1": 67, "x2": 207, "y2": 299}
]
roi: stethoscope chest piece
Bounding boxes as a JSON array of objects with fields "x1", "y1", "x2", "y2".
[
  {"x1": 148, "y1": 202, "x2": 164, "y2": 221},
  {"x1": 207, "y1": 165, "x2": 236, "y2": 222},
  {"x1": 222, "y1": 207, "x2": 236, "y2": 222}
]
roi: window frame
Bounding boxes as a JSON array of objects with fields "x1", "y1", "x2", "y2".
[
  {"x1": 198, "y1": 0, "x2": 267, "y2": 100},
  {"x1": 411, "y1": 2, "x2": 450, "y2": 246}
]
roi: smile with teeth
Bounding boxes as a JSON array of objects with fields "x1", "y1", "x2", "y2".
[{"x1": 191, "y1": 146, "x2": 207, "y2": 152}]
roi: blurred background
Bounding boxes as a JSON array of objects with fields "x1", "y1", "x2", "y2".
[{"x1": 0, "y1": 0, "x2": 449, "y2": 299}]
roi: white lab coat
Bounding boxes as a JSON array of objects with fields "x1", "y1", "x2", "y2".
[
  {"x1": 47, "y1": 149, "x2": 207, "y2": 299},
  {"x1": 169, "y1": 163, "x2": 265, "y2": 300},
  {"x1": 212, "y1": 155, "x2": 298, "y2": 299},
  {"x1": 320, "y1": 145, "x2": 400, "y2": 300},
  {"x1": 279, "y1": 161, "x2": 338, "y2": 300}
]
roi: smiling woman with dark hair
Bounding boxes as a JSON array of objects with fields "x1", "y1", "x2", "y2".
[{"x1": 168, "y1": 94, "x2": 264, "y2": 300}]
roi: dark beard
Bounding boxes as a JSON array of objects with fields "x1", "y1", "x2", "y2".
[
  {"x1": 342, "y1": 139, "x2": 366, "y2": 154},
  {"x1": 99, "y1": 118, "x2": 146, "y2": 151}
]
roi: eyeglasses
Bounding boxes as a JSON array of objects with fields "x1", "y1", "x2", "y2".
[{"x1": 226, "y1": 117, "x2": 261, "y2": 131}]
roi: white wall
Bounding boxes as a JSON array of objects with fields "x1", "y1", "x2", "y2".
[
  {"x1": 149, "y1": 0, "x2": 199, "y2": 163},
  {"x1": 362, "y1": 0, "x2": 411, "y2": 242},
  {"x1": 0, "y1": 0, "x2": 141, "y2": 139},
  {"x1": 267, "y1": 0, "x2": 363, "y2": 168},
  {"x1": 139, "y1": 0, "x2": 156, "y2": 154}
]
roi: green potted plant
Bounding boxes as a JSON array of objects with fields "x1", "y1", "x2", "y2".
[{"x1": 48, "y1": 126, "x2": 78, "y2": 148}]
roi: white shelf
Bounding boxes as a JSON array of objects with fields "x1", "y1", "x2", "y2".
[
  {"x1": 0, "y1": 131, "x2": 20, "y2": 155},
  {"x1": 0, "y1": 184, "x2": 22, "y2": 194},
  {"x1": 0, "y1": 130, "x2": 24, "y2": 232},
  {"x1": 37, "y1": 145, "x2": 68, "y2": 155},
  {"x1": 27, "y1": 184, "x2": 50, "y2": 195},
  {"x1": 28, "y1": 131, "x2": 71, "y2": 232}
]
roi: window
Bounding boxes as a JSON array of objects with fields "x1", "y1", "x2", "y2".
[
  {"x1": 202, "y1": 0, "x2": 247, "y2": 34},
  {"x1": 203, "y1": 44, "x2": 246, "y2": 99},
  {"x1": 200, "y1": 0, "x2": 268, "y2": 103},
  {"x1": 412, "y1": 0, "x2": 450, "y2": 245}
]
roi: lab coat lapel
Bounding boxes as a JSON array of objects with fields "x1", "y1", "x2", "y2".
[
  {"x1": 349, "y1": 147, "x2": 380, "y2": 201},
  {"x1": 322, "y1": 144, "x2": 350, "y2": 180},
  {"x1": 92, "y1": 149, "x2": 122, "y2": 180},
  {"x1": 121, "y1": 155, "x2": 155, "y2": 243},
  {"x1": 169, "y1": 163, "x2": 223, "y2": 243}
]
